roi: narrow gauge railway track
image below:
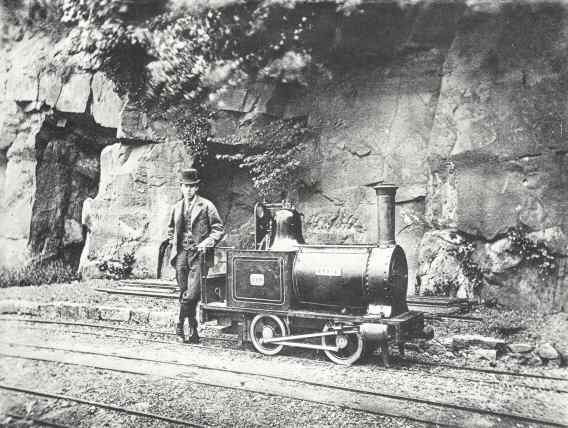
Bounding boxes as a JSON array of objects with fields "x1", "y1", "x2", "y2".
[
  {"x1": 2, "y1": 316, "x2": 567, "y2": 386},
  {"x1": 425, "y1": 314, "x2": 484, "y2": 323},
  {"x1": 4, "y1": 411, "x2": 72, "y2": 428},
  {"x1": 0, "y1": 316, "x2": 238, "y2": 343},
  {"x1": 1, "y1": 340, "x2": 566, "y2": 428},
  {"x1": 0, "y1": 384, "x2": 204, "y2": 427},
  {"x1": 397, "y1": 358, "x2": 568, "y2": 383},
  {"x1": 11, "y1": 325, "x2": 568, "y2": 395}
]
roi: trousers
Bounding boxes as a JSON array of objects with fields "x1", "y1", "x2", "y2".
[
  {"x1": 175, "y1": 248, "x2": 202, "y2": 302},
  {"x1": 175, "y1": 248, "x2": 206, "y2": 326}
]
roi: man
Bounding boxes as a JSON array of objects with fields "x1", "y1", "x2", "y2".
[{"x1": 168, "y1": 168, "x2": 224, "y2": 343}]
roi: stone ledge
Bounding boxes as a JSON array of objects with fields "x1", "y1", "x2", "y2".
[
  {"x1": 0, "y1": 299, "x2": 176, "y2": 328},
  {"x1": 452, "y1": 334, "x2": 507, "y2": 351}
]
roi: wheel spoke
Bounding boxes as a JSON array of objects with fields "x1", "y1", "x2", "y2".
[
  {"x1": 321, "y1": 323, "x2": 364, "y2": 366},
  {"x1": 249, "y1": 314, "x2": 287, "y2": 356}
]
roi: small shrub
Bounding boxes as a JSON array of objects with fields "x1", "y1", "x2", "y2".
[
  {"x1": 426, "y1": 277, "x2": 455, "y2": 297},
  {"x1": 447, "y1": 241, "x2": 484, "y2": 296},
  {"x1": 421, "y1": 239, "x2": 484, "y2": 298},
  {"x1": 175, "y1": 106, "x2": 211, "y2": 167},
  {"x1": 216, "y1": 118, "x2": 313, "y2": 198},
  {"x1": 507, "y1": 225, "x2": 557, "y2": 280},
  {"x1": 0, "y1": 259, "x2": 78, "y2": 288},
  {"x1": 96, "y1": 250, "x2": 136, "y2": 280}
]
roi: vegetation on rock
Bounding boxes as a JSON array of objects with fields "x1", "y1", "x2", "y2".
[
  {"x1": 216, "y1": 118, "x2": 315, "y2": 198},
  {"x1": 506, "y1": 225, "x2": 557, "y2": 281},
  {"x1": 421, "y1": 236, "x2": 485, "y2": 299},
  {"x1": 2, "y1": 0, "x2": 359, "y2": 195},
  {"x1": 421, "y1": 226, "x2": 558, "y2": 301},
  {"x1": 0, "y1": 259, "x2": 78, "y2": 287},
  {"x1": 96, "y1": 249, "x2": 136, "y2": 280},
  {"x1": 51, "y1": 0, "x2": 326, "y2": 105},
  {"x1": 447, "y1": 240, "x2": 484, "y2": 296}
]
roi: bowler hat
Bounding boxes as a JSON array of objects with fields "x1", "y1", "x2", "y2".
[{"x1": 179, "y1": 168, "x2": 200, "y2": 185}]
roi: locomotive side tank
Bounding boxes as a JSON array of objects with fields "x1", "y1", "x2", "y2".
[{"x1": 293, "y1": 244, "x2": 408, "y2": 316}]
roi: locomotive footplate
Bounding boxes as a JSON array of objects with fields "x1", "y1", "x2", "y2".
[{"x1": 201, "y1": 301, "x2": 425, "y2": 331}]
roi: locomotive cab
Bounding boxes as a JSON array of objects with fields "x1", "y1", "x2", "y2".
[{"x1": 200, "y1": 184, "x2": 433, "y2": 366}]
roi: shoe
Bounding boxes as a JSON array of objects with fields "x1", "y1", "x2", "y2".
[
  {"x1": 188, "y1": 333, "x2": 200, "y2": 344},
  {"x1": 176, "y1": 322, "x2": 185, "y2": 340}
]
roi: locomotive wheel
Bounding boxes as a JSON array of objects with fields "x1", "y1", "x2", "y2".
[
  {"x1": 321, "y1": 323, "x2": 364, "y2": 366},
  {"x1": 249, "y1": 314, "x2": 288, "y2": 356}
]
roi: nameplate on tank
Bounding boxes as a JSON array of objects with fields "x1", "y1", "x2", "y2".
[
  {"x1": 367, "y1": 303, "x2": 392, "y2": 318},
  {"x1": 315, "y1": 267, "x2": 342, "y2": 277},
  {"x1": 249, "y1": 273, "x2": 265, "y2": 287}
]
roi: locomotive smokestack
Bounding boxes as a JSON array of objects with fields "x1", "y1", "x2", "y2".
[{"x1": 373, "y1": 184, "x2": 398, "y2": 247}]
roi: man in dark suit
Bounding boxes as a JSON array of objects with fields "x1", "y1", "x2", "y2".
[{"x1": 168, "y1": 168, "x2": 224, "y2": 343}]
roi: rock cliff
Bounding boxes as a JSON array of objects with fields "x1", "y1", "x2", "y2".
[{"x1": 1, "y1": 1, "x2": 566, "y2": 310}]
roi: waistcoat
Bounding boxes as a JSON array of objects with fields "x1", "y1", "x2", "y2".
[{"x1": 181, "y1": 198, "x2": 196, "y2": 250}]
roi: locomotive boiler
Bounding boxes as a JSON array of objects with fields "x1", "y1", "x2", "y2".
[{"x1": 199, "y1": 184, "x2": 432, "y2": 365}]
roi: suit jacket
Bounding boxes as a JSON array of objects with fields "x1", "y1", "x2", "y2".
[{"x1": 168, "y1": 195, "x2": 225, "y2": 267}]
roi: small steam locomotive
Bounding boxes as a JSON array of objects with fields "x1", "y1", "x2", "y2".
[{"x1": 199, "y1": 184, "x2": 433, "y2": 365}]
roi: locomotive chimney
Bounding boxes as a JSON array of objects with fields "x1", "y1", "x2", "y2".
[{"x1": 373, "y1": 184, "x2": 398, "y2": 247}]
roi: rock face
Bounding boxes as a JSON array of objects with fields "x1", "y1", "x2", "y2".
[
  {"x1": 421, "y1": 3, "x2": 568, "y2": 309},
  {"x1": 30, "y1": 117, "x2": 107, "y2": 265},
  {"x1": 1, "y1": 2, "x2": 567, "y2": 311},
  {"x1": 0, "y1": 107, "x2": 44, "y2": 268},
  {"x1": 0, "y1": 35, "x2": 124, "y2": 270},
  {"x1": 431, "y1": 6, "x2": 568, "y2": 231},
  {"x1": 79, "y1": 140, "x2": 195, "y2": 279}
]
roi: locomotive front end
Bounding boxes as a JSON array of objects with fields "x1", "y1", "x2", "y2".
[{"x1": 290, "y1": 184, "x2": 432, "y2": 364}]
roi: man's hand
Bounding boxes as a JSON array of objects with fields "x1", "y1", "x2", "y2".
[{"x1": 197, "y1": 238, "x2": 214, "y2": 253}]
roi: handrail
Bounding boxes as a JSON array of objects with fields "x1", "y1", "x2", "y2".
[{"x1": 157, "y1": 239, "x2": 171, "y2": 279}]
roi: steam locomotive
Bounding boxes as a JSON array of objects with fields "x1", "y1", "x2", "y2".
[{"x1": 199, "y1": 184, "x2": 433, "y2": 366}]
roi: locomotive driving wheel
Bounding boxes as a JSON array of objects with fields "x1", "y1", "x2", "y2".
[
  {"x1": 250, "y1": 314, "x2": 288, "y2": 356},
  {"x1": 321, "y1": 322, "x2": 364, "y2": 366}
]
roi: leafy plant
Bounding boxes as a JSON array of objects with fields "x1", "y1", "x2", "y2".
[
  {"x1": 53, "y1": 1, "x2": 324, "y2": 105},
  {"x1": 216, "y1": 118, "x2": 314, "y2": 198},
  {"x1": 0, "y1": 259, "x2": 78, "y2": 287},
  {"x1": 96, "y1": 249, "x2": 135, "y2": 280},
  {"x1": 422, "y1": 276, "x2": 455, "y2": 297},
  {"x1": 421, "y1": 239, "x2": 484, "y2": 298},
  {"x1": 1, "y1": 0, "x2": 66, "y2": 39},
  {"x1": 174, "y1": 105, "x2": 211, "y2": 167},
  {"x1": 507, "y1": 225, "x2": 557, "y2": 280},
  {"x1": 447, "y1": 241, "x2": 484, "y2": 296}
]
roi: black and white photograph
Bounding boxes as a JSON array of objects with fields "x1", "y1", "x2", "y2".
[{"x1": 0, "y1": 0, "x2": 567, "y2": 426}]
